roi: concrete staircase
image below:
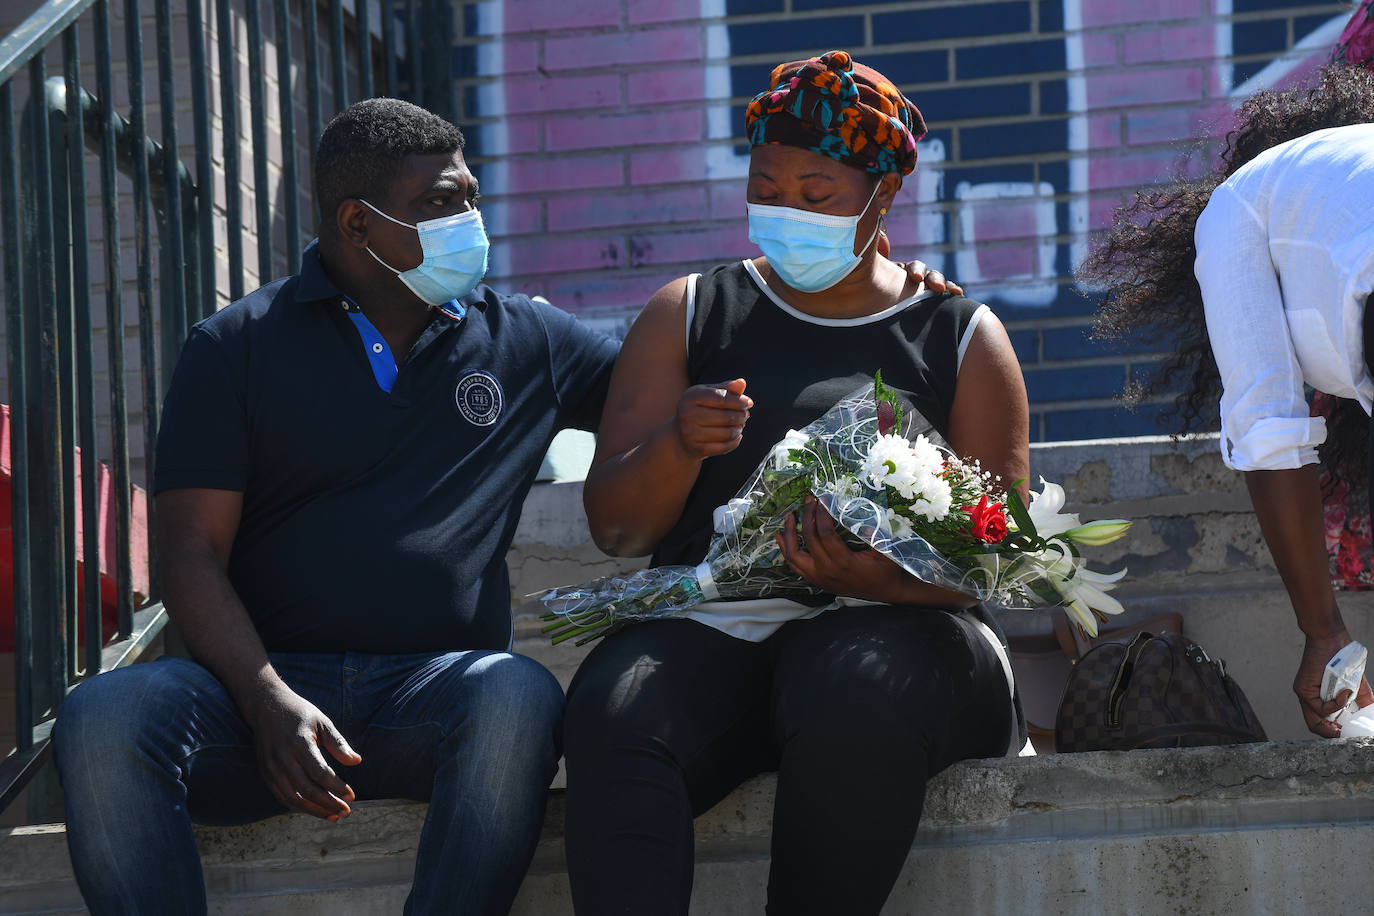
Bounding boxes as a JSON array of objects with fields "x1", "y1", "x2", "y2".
[
  {"x1": 6, "y1": 740, "x2": 1374, "y2": 914},
  {"x1": 6, "y1": 433, "x2": 1374, "y2": 913}
]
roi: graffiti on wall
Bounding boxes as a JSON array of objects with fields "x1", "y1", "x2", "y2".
[{"x1": 456, "y1": 0, "x2": 1351, "y2": 437}]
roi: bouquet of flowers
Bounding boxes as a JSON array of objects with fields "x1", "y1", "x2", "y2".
[{"x1": 539, "y1": 373, "x2": 1131, "y2": 645}]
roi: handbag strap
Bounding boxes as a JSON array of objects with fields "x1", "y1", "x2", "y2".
[{"x1": 1053, "y1": 611, "x2": 1187, "y2": 662}]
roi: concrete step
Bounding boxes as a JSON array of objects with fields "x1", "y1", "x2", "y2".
[
  {"x1": 5, "y1": 739, "x2": 1373, "y2": 914},
  {"x1": 9, "y1": 432, "x2": 1369, "y2": 911}
]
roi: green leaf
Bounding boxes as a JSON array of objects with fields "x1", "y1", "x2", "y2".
[
  {"x1": 1005, "y1": 477, "x2": 1037, "y2": 537},
  {"x1": 873, "y1": 369, "x2": 904, "y2": 434}
]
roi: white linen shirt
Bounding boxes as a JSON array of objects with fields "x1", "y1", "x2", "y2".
[{"x1": 1195, "y1": 123, "x2": 1374, "y2": 471}]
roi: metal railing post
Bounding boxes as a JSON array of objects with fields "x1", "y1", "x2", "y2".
[
  {"x1": 0, "y1": 0, "x2": 428, "y2": 821},
  {"x1": 2, "y1": 78, "x2": 34, "y2": 764},
  {"x1": 215, "y1": 0, "x2": 243, "y2": 300},
  {"x1": 62, "y1": 30, "x2": 101, "y2": 684},
  {"x1": 154, "y1": 0, "x2": 186, "y2": 390},
  {"x1": 275, "y1": 0, "x2": 299, "y2": 271}
]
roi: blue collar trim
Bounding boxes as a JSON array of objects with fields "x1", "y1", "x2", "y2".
[{"x1": 346, "y1": 309, "x2": 399, "y2": 393}]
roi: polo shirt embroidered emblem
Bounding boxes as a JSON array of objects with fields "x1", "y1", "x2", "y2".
[{"x1": 454, "y1": 370, "x2": 504, "y2": 426}]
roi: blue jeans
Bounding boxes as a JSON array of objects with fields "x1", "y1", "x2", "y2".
[{"x1": 53, "y1": 650, "x2": 564, "y2": 915}]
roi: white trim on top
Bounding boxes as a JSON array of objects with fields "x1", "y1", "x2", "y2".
[
  {"x1": 683, "y1": 272, "x2": 702, "y2": 359},
  {"x1": 956, "y1": 304, "x2": 990, "y2": 373},
  {"x1": 741, "y1": 260, "x2": 935, "y2": 327}
]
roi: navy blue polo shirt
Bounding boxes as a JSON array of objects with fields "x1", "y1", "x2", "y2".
[{"x1": 154, "y1": 240, "x2": 619, "y2": 653}]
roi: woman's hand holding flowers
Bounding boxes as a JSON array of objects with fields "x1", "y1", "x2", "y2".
[
  {"x1": 547, "y1": 377, "x2": 1128, "y2": 644},
  {"x1": 777, "y1": 496, "x2": 977, "y2": 608},
  {"x1": 674, "y1": 378, "x2": 754, "y2": 460}
]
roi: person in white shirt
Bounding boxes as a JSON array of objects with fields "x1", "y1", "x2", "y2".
[{"x1": 1082, "y1": 64, "x2": 1374, "y2": 738}]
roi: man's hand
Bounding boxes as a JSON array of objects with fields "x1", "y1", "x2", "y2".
[
  {"x1": 875, "y1": 232, "x2": 964, "y2": 296},
  {"x1": 900, "y1": 259, "x2": 963, "y2": 296},
  {"x1": 673, "y1": 379, "x2": 753, "y2": 460},
  {"x1": 1295, "y1": 631, "x2": 1374, "y2": 738},
  {"x1": 248, "y1": 680, "x2": 362, "y2": 821}
]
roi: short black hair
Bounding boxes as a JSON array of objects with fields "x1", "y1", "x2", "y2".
[{"x1": 314, "y1": 98, "x2": 465, "y2": 234}]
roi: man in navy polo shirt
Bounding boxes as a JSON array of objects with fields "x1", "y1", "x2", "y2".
[{"x1": 53, "y1": 98, "x2": 617, "y2": 914}]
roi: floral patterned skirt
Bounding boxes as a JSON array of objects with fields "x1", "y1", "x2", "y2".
[{"x1": 1322, "y1": 471, "x2": 1374, "y2": 590}]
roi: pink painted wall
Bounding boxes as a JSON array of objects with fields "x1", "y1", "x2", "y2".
[{"x1": 453, "y1": 0, "x2": 1352, "y2": 439}]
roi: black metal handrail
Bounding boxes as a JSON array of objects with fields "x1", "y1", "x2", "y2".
[{"x1": 0, "y1": 0, "x2": 441, "y2": 823}]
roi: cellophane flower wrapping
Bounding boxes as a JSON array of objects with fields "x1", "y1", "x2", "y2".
[{"x1": 539, "y1": 375, "x2": 1130, "y2": 645}]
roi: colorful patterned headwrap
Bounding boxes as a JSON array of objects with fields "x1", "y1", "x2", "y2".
[
  {"x1": 1333, "y1": 0, "x2": 1374, "y2": 71},
  {"x1": 745, "y1": 50, "x2": 925, "y2": 176}
]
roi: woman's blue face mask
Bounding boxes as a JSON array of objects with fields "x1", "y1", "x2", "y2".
[
  {"x1": 360, "y1": 199, "x2": 490, "y2": 306},
  {"x1": 746, "y1": 181, "x2": 882, "y2": 293}
]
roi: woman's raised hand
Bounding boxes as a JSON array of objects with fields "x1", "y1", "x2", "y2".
[{"x1": 673, "y1": 378, "x2": 753, "y2": 461}]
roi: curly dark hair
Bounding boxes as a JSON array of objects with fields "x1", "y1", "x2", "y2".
[
  {"x1": 1082, "y1": 64, "x2": 1374, "y2": 484},
  {"x1": 313, "y1": 98, "x2": 465, "y2": 237}
]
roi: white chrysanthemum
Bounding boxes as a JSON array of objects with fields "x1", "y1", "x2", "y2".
[
  {"x1": 885, "y1": 507, "x2": 916, "y2": 539},
  {"x1": 861, "y1": 434, "x2": 920, "y2": 494},
  {"x1": 826, "y1": 475, "x2": 861, "y2": 503},
  {"x1": 908, "y1": 435, "x2": 945, "y2": 478},
  {"x1": 906, "y1": 471, "x2": 953, "y2": 521}
]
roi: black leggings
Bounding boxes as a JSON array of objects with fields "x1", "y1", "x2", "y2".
[{"x1": 561, "y1": 605, "x2": 1012, "y2": 916}]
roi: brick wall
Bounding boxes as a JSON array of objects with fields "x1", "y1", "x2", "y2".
[
  {"x1": 1, "y1": 0, "x2": 1357, "y2": 450},
  {"x1": 452, "y1": 0, "x2": 1354, "y2": 442}
]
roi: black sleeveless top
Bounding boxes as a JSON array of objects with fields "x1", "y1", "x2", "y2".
[{"x1": 652, "y1": 260, "x2": 987, "y2": 569}]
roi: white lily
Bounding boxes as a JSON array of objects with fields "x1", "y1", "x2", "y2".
[
  {"x1": 1027, "y1": 541, "x2": 1126, "y2": 637},
  {"x1": 1062, "y1": 598, "x2": 1101, "y2": 636},
  {"x1": 1060, "y1": 518, "x2": 1132, "y2": 546},
  {"x1": 1054, "y1": 561, "x2": 1128, "y2": 636},
  {"x1": 1073, "y1": 565, "x2": 1128, "y2": 586},
  {"x1": 1020, "y1": 477, "x2": 1080, "y2": 538}
]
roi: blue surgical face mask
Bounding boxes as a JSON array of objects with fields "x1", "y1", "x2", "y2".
[
  {"x1": 360, "y1": 199, "x2": 490, "y2": 306},
  {"x1": 746, "y1": 182, "x2": 883, "y2": 293}
]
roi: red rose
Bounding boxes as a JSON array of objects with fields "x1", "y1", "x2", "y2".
[{"x1": 962, "y1": 495, "x2": 1009, "y2": 544}]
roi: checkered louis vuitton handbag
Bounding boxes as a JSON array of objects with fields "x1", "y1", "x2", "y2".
[{"x1": 1054, "y1": 631, "x2": 1267, "y2": 752}]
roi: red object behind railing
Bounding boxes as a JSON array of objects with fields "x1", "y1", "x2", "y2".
[{"x1": 0, "y1": 404, "x2": 150, "y2": 652}]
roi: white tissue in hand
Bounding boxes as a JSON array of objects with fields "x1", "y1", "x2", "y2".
[{"x1": 1338, "y1": 704, "x2": 1374, "y2": 737}]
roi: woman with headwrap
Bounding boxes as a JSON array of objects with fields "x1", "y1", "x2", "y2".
[
  {"x1": 1081, "y1": 65, "x2": 1374, "y2": 739},
  {"x1": 561, "y1": 51, "x2": 1029, "y2": 914}
]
